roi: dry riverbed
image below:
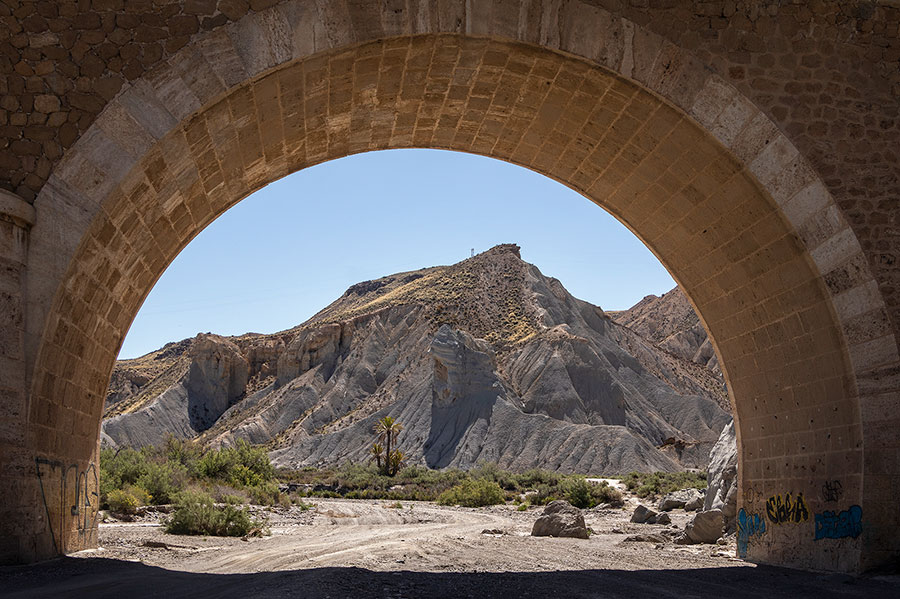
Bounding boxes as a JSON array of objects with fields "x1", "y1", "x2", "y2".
[{"x1": 4, "y1": 493, "x2": 897, "y2": 598}]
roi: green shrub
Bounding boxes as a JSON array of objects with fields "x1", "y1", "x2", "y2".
[
  {"x1": 591, "y1": 480, "x2": 624, "y2": 507},
  {"x1": 621, "y1": 471, "x2": 706, "y2": 498},
  {"x1": 107, "y1": 488, "x2": 142, "y2": 514},
  {"x1": 211, "y1": 485, "x2": 249, "y2": 505},
  {"x1": 126, "y1": 484, "x2": 152, "y2": 506},
  {"x1": 561, "y1": 477, "x2": 624, "y2": 509},
  {"x1": 163, "y1": 435, "x2": 201, "y2": 475},
  {"x1": 247, "y1": 482, "x2": 282, "y2": 506},
  {"x1": 165, "y1": 490, "x2": 267, "y2": 537},
  {"x1": 100, "y1": 447, "x2": 153, "y2": 504},
  {"x1": 514, "y1": 468, "x2": 561, "y2": 489},
  {"x1": 437, "y1": 479, "x2": 506, "y2": 507},
  {"x1": 197, "y1": 440, "x2": 275, "y2": 486},
  {"x1": 197, "y1": 449, "x2": 232, "y2": 480},
  {"x1": 529, "y1": 483, "x2": 560, "y2": 506},
  {"x1": 470, "y1": 462, "x2": 517, "y2": 490},
  {"x1": 137, "y1": 461, "x2": 188, "y2": 504},
  {"x1": 229, "y1": 464, "x2": 265, "y2": 488},
  {"x1": 564, "y1": 477, "x2": 595, "y2": 509}
]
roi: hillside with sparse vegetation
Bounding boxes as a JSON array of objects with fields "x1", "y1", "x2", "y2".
[{"x1": 103, "y1": 244, "x2": 729, "y2": 475}]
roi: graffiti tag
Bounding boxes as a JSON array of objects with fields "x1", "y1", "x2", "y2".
[
  {"x1": 737, "y1": 508, "x2": 766, "y2": 558},
  {"x1": 765, "y1": 493, "x2": 809, "y2": 525},
  {"x1": 35, "y1": 458, "x2": 99, "y2": 553},
  {"x1": 821, "y1": 480, "x2": 843, "y2": 503},
  {"x1": 743, "y1": 486, "x2": 760, "y2": 506},
  {"x1": 815, "y1": 505, "x2": 863, "y2": 541}
]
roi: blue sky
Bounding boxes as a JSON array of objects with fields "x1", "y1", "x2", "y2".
[{"x1": 119, "y1": 149, "x2": 675, "y2": 359}]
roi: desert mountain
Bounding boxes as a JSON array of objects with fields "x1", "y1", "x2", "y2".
[
  {"x1": 609, "y1": 288, "x2": 721, "y2": 380},
  {"x1": 103, "y1": 245, "x2": 730, "y2": 474}
]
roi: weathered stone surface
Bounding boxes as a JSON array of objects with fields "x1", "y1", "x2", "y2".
[
  {"x1": 611, "y1": 287, "x2": 721, "y2": 380},
  {"x1": 3, "y1": 2, "x2": 899, "y2": 574},
  {"x1": 658, "y1": 488, "x2": 703, "y2": 512},
  {"x1": 676, "y1": 509, "x2": 724, "y2": 545},
  {"x1": 684, "y1": 494, "x2": 704, "y2": 512},
  {"x1": 531, "y1": 500, "x2": 589, "y2": 540},
  {"x1": 3, "y1": 3, "x2": 899, "y2": 353},
  {"x1": 631, "y1": 505, "x2": 658, "y2": 524},
  {"x1": 704, "y1": 420, "x2": 737, "y2": 532},
  {"x1": 102, "y1": 247, "x2": 728, "y2": 476},
  {"x1": 33, "y1": 94, "x2": 60, "y2": 113}
]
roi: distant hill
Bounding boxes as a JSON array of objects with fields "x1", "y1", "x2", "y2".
[
  {"x1": 103, "y1": 244, "x2": 730, "y2": 474},
  {"x1": 609, "y1": 287, "x2": 723, "y2": 390}
]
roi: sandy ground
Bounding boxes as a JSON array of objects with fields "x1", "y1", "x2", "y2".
[{"x1": 3, "y1": 493, "x2": 898, "y2": 598}]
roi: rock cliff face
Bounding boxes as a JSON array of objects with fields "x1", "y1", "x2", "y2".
[
  {"x1": 609, "y1": 287, "x2": 727, "y2": 411},
  {"x1": 104, "y1": 244, "x2": 730, "y2": 474}
]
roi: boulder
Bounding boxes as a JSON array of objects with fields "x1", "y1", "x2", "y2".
[
  {"x1": 631, "y1": 504, "x2": 658, "y2": 524},
  {"x1": 704, "y1": 420, "x2": 737, "y2": 532},
  {"x1": 654, "y1": 512, "x2": 671, "y2": 525},
  {"x1": 684, "y1": 493, "x2": 704, "y2": 512},
  {"x1": 658, "y1": 488, "x2": 702, "y2": 512},
  {"x1": 675, "y1": 509, "x2": 724, "y2": 544},
  {"x1": 531, "y1": 500, "x2": 589, "y2": 539}
]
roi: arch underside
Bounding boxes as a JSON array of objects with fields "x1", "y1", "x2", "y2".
[{"x1": 15, "y1": 32, "x2": 882, "y2": 572}]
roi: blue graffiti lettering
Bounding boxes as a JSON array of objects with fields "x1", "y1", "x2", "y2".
[
  {"x1": 814, "y1": 505, "x2": 862, "y2": 541},
  {"x1": 737, "y1": 508, "x2": 766, "y2": 558}
]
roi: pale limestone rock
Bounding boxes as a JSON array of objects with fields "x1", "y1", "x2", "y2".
[{"x1": 532, "y1": 500, "x2": 589, "y2": 539}]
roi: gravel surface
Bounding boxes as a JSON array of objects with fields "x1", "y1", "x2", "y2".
[{"x1": 3, "y1": 496, "x2": 897, "y2": 598}]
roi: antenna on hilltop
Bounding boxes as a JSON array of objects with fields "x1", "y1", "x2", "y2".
[{"x1": 470, "y1": 248, "x2": 474, "y2": 258}]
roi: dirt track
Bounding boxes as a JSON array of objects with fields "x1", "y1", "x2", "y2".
[{"x1": 3, "y1": 497, "x2": 898, "y2": 598}]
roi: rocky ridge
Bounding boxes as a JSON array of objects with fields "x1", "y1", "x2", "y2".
[
  {"x1": 610, "y1": 287, "x2": 727, "y2": 411},
  {"x1": 103, "y1": 245, "x2": 731, "y2": 474}
]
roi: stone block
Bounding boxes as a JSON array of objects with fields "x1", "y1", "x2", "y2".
[
  {"x1": 809, "y1": 227, "x2": 860, "y2": 276},
  {"x1": 849, "y1": 335, "x2": 900, "y2": 373}
]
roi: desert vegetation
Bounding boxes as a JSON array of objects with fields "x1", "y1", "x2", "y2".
[
  {"x1": 371, "y1": 416, "x2": 406, "y2": 476},
  {"x1": 164, "y1": 490, "x2": 267, "y2": 537},
  {"x1": 100, "y1": 436, "x2": 715, "y2": 536},
  {"x1": 100, "y1": 436, "x2": 282, "y2": 536},
  {"x1": 279, "y1": 461, "x2": 626, "y2": 508},
  {"x1": 621, "y1": 471, "x2": 707, "y2": 499}
]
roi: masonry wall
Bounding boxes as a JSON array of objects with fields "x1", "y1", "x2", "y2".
[
  {"x1": 2, "y1": 0, "x2": 898, "y2": 341},
  {"x1": 1, "y1": 0, "x2": 898, "y2": 571}
]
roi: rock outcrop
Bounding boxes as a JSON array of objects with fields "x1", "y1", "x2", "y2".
[
  {"x1": 610, "y1": 287, "x2": 727, "y2": 411},
  {"x1": 658, "y1": 488, "x2": 703, "y2": 512},
  {"x1": 531, "y1": 500, "x2": 589, "y2": 539},
  {"x1": 104, "y1": 244, "x2": 731, "y2": 474},
  {"x1": 676, "y1": 509, "x2": 724, "y2": 544},
  {"x1": 631, "y1": 505, "x2": 659, "y2": 524},
  {"x1": 704, "y1": 420, "x2": 738, "y2": 532}
]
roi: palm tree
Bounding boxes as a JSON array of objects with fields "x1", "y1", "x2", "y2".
[
  {"x1": 369, "y1": 443, "x2": 384, "y2": 470},
  {"x1": 388, "y1": 449, "x2": 406, "y2": 476},
  {"x1": 373, "y1": 416, "x2": 403, "y2": 476}
]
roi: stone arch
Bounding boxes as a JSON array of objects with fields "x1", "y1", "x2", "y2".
[{"x1": 3, "y1": 2, "x2": 896, "y2": 572}]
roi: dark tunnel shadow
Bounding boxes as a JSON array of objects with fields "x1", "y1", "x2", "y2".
[{"x1": 3, "y1": 558, "x2": 897, "y2": 599}]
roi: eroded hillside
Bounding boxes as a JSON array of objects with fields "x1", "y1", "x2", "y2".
[{"x1": 104, "y1": 245, "x2": 730, "y2": 473}]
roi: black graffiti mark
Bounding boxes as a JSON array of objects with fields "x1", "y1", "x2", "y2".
[
  {"x1": 765, "y1": 493, "x2": 809, "y2": 525},
  {"x1": 35, "y1": 458, "x2": 99, "y2": 552},
  {"x1": 822, "y1": 480, "x2": 843, "y2": 503}
]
